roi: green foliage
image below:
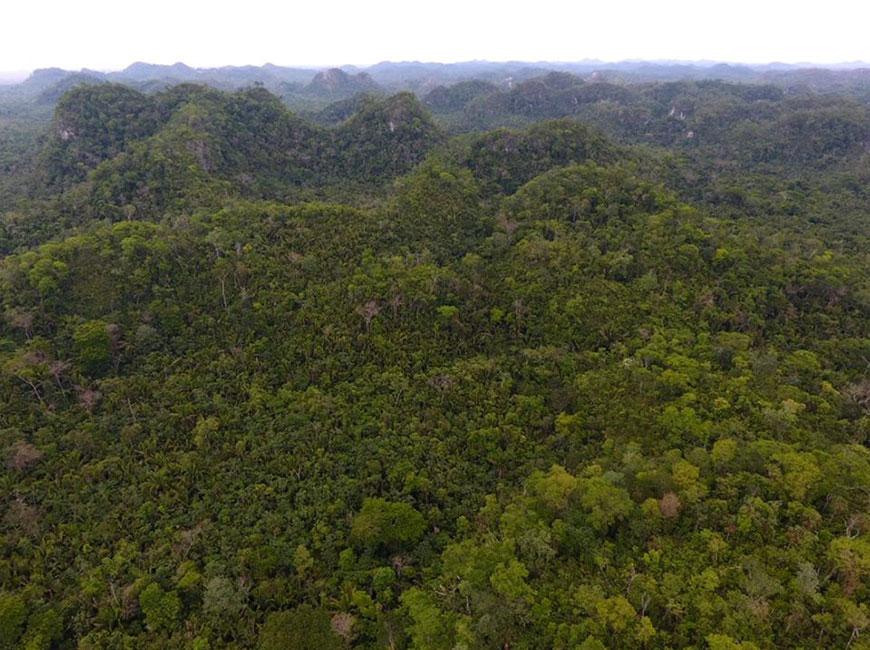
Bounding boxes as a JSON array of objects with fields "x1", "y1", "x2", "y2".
[
  {"x1": 350, "y1": 498, "x2": 426, "y2": 550},
  {"x1": 258, "y1": 605, "x2": 342, "y2": 650},
  {"x1": 393, "y1": 160, "x2": 484, "y2": 260},
  {"x1": 463, "y1": 119, "x2": 616, "y2": 195},
  {"x1": 401, "y1": 588, "x2": 458, "y2": 650},
  {"x1": 0, "y1": 593, "x2": 26, "y2": 649},
  {"x1": 706, "y1": 633, "x2": 760, "y2": 650},
  {"x1": 39, "y1": 83, "x2": 162, "y2": 189},
  {"x1": 72, "y1": 319, "x2": 112, "y2": 375},
  {"x1": 138, "y1": 583, "x2": 181, "y2": 632},
  {"x1": 336, "y1": 92, "x2": 444, "y2": 180},
  {"x1": 577, "y1": 474, "x2": 634, "y2": 531},
  {"x1": 202, "y1": 576, "x2": 246, "y2": 619},
  {"x1": 0, "y1": 71, "x2": 867, "y2": 649},
  {"x1": 20, "y1": 608, "x2": 63, "y2": 650},
  {"x1": 424, "y1": 80, "x2": 499, "y2": 113}
]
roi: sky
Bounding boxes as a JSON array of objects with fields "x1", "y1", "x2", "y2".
[{"x1": 1, "y1": 0, "x2": 868, "y2": 75}]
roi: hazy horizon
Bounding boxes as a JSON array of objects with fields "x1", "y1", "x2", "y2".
[
  {"x1": 2, "y1": 0, "x2": 869, "y2": 76},
  {"x1": 1, "y1": 56, "x2": 869, "y2": 85}
]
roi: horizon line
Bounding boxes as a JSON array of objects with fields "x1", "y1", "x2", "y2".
[{"x1": 3, "y1": 57, "x2": 870, "y2": 79}]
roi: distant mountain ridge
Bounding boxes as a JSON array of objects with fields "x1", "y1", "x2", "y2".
[
  {"x1": 2, "y1": 60, "x2": 868, "y2": 124},
  {"x1": 5, "y1": 59, "x2": 870, "y2": 96},
  {"x1": 1, "y1": 58, "x2": 868, "y2": 125}
]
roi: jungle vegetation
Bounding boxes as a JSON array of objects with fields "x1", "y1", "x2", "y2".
[{"x1": 0, "y1": 63, "x2": 868, "y2": 649}]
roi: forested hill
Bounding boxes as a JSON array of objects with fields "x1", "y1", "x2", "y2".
[
  {"x1": 1, "y1": 84, "x2": 445, "y2": 248},
  {"x1": 0, "y1": 70, "x2": 868, "y2": 649}
]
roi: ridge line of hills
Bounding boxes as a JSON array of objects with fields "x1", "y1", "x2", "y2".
[
  {"x1": 1, "y1": 65, "x2": 869, "y2": 251},
  {"x1": 3, "y1": 60, "x2": 870, "y2": 107}
]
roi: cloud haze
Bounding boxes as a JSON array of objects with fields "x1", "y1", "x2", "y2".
[{"x1": 1, "y1": 0, "x2": 867, "y2": 72}]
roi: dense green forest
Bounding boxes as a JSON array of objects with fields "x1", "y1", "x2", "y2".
[{"x1": 0, "y1": 63, "x2": 868, "y2": 649}]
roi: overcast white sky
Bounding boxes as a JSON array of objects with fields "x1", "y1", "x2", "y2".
[{"x1": 1, "y1": 0, "x2": 868, "y2": 73}]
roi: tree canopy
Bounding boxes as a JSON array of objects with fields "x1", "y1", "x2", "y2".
[{"x1": 0, "y1": 68, "x2": 867, "y2": 648}]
